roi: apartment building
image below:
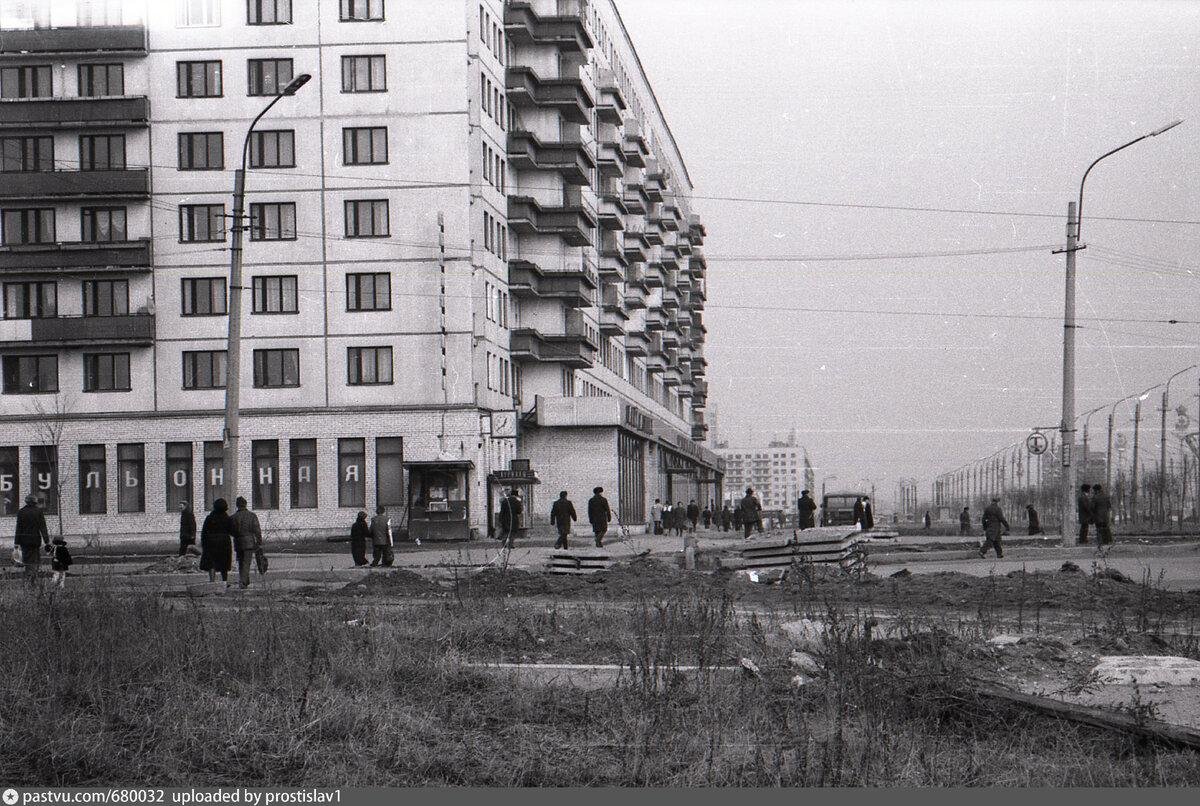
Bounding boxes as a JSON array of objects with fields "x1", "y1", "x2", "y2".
[
  {"x1": 0, "y1": 0, "x2": 718, "y2": 538},
  {"x1": 716, "y1": 440, "x2": 804, "y2": 512}
]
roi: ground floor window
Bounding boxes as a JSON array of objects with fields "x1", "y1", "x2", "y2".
[
  {"x1": 618, "y1": 433, "x2": 645, "y2": 525},
  {"x1": 118, "y1": 443, "x2": 145, "y2": 513},
  {"x1": 0, "y1": 446, "x2": 18, "y2": 516},
  {"x1": 252, "y1": 440, "x2": 279, "y2": 510},
  {"x1": 30, "y1": 445, "x2": 57, "y2": 514},
  {"x1": 203, "y1": 441, "x2": 225, "y2": 510},
  {"x1": 290, "y1": 438, "x2": 317, "y2": 509},
  {"x1": 78, "y1": 444, "x2": 106, "y2": 515},
  {"x1": 338, "y1": 438, "x2": 365, "y2": 508},
  {"x1": 375, "y1": 437, "x2": 403, "y2": 507},
  {"x1": 165, "y1": 442, "x2": 193, "y2": 512}
]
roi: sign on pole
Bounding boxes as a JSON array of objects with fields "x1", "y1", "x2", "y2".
[{"x1": 1026, "y1": 432, "x2": 1049, "y2": 456}]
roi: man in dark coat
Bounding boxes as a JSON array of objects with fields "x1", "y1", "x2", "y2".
[
  {"x1": 798, "y1": 490, "x2": 817, "y2": 530},
  {"x1": 550, "y1": 491, "x2": 576, "y2": 550},
  {"x1": 739, "y1": 488, "x2": 761, "y2": 539},
  {"x1": 178, "y1": 502, "x2": 197, "y2": 556},
  {"x1": 587, "y1": 487, "x2": 611, "y2": 548},
  {"x1": 1091, "y1": 485, "x2": 1113, "y2": 546},
  {"x1": 923, "y1": 511, "x2": 932, "y2": 531},
  {"x1": 1025, "y1": 503, "x2": 1042, "y2": 536},
  {"x1": 231, "y1": 496, "x2": 263, "y2": 589},
  {"x1": 497, "y1": 488, "x2": 522, "y2": 549},
  {"x1": 1076, "y1": 484, "x2": 1093, "y2": 545},
  {"x1": 732, "y1": 504, "x2": 743, "y2": 532},
  {"x1": 721, "y1": 504, "x2": 733, "y2": 532},
  {"x1": 959, "y1": 507, "x2": 971, "y2": 536},
  {"x1": 853, "y1": 496, "x2": 875, "y2": 530},
  {"x1": 701, "y1": 505, "x2": 712, "y2": 529},
  {"x1": 980, "y1": 497, "x2": 1010, "y2": 558},
  {"x1": 370, "y1": 505, "x2": 394, "y2": 567},
  {"x1": 14, "y1": 495, "x2": 50, "y2": 588},
  {"x1": 686, "y1": 500, "x2": 700, "y2": 532}
]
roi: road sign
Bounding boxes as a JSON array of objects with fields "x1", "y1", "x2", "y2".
[{"x1": 1026, "y1": 432, "x2": 1049, "y2": 455}]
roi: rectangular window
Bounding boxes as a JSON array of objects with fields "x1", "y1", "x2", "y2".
[
  {"x1": 252, "y1": 348, "x2": 300, "y2": 388},
  {"x1": 77, "y1": 0, "x2": 123, "y2": 26},
  {"x1": 248, "y1": 201, "x2": 296, "y2": 241},
  {"x1": 337, "y1": 438, "x2": 365, "y2": 508},
  {"x1": 345, "y1": 272, "x2": 390, "y2": 311},
  {"x1": 83, "y1": 352, "x2": 130, "y2": 392},
  {"x1": 251, "y1": 439, "x2": 279, "y2": 510},
  {"x1": 179, "y1": 204, "x2": 225, "y2": 242},
  {"x1": 341, "y1": 55, "x2": 386, "y2": 92},
  {"x1": 80, "y1": 206, "x2": 126, "y2": 242},
  {"x1": 176, "y1": 60, "x2": 222, "y2": 98},
  {"x1": 178, "y1": 0, "x2": 221, "y2": 26},
  {"x1": 117, "y1": 443, "x2": 145, "y2": 513},
  {"x1": 78, "y1": 444, "x2": 106, "y2": 515},
  {"x1": 0, "y1": 446, "x2": 19, "y2": 517},
  {"x1": 247, "y1": 58, "x2": 293, "y2": 96},
  {"x1": 178, "y1": 132, "x2": 223, "y2": 170},
  {"x1": 30, "y1": 445, "x2": 57, "y2": 515},
  {"x1": 1, "y1": 208, "x2": 54, "y2": 245},
  {"x1": 343, "y1": 199, "x2": 388, "y2": 237},
  {"x1": 3, "y1": 282, "x2": 56, "y2": 319},
  {"x1": 2, "y1": 354, "x2": 57, "y2": 393},
  {"x1": 375, "y1": 436, "x2": 403, "y2": 507},
  {"x1": 77, "y1": 63, "x2": 123, "y2": 97},
  {"x1": 347, "y1": 346, "x2": 392, "y2": 386},
  {"x1": 0, "y1": 136, "x2": 53, "y2": 172},
  {"x1": 289, "y1": 438, "x2": 317, "y2": 509},
  {"x1": 182, "y1": 350, "x2": 226, "y2": 390},
  {"x1": 342, "y1": 126, "x2": 387, "y2": 165},
  {"x1": 181, "y1": 277, "x2": 226, "y2": 316},
  {"x1": 248, "y1": 130, "x2": 295, "y2": 169},
  {"x1": 0, "y1": 65, "x2": 52, "y2": 99},
  {"x1": 165, "y1": 442, "x2": 193, "y2": 512},
  {"x1": 248, "y1": 0, "x2": 292, "y2": 24},
  {"x1": 203, "y1": 441, "x2": 225, "y2": 510},
  {"x1": 78, "y1": 134, "x2": 125, "y2": 171},
  {"x1": 252, "y1": 275, "x2": 297, "y2": 314},
  {"x1": 82, "y1": 279, "x2": 128, "y2": 317},
  {"x1": 340, "y1": 0, "x2": 384, "y2": 22}
]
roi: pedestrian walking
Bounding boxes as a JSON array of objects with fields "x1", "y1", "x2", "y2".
[
  {"x1": 588, "y1": 487, "x2": 612, "y2": 548},
  {"x1": 923, "y1": 511, "x2": 932, "y2": 531},
  {"x1": 230, "y1": 497, "x2": 263, "y2": 589},
  {"x1": 702, "y1": 505, "x2": 712, "y2": 529},
  {"x1": 732, "y1": 503, "x2": 743, "y2": 533},
  {"x1": 497, "y1": 487, "x2": 523, "y2": 549},
  {"x1": 673, "y1": 500, "x2": 687, "y2": 537},
  {"x1": 959, "y1": 507, "x2": 971, "y2": 536},
  {"x1": 1076, "y1": 484, "x2": 1094, "y2": 545},
  {"x1": 1025, "y1": 503, "x2": 1042, "y2": 536},
  {"x1": 1091, "y1": 485, "x2": 1113, "y2": 546},
  {"x1": 199, "y1": 498, "x2": 234, "y2": 585},
  {"x1": 687, "y1": 500, "x2": 700, "y2": 532},
  {"x1": 350, "y1": 511, "x2": 370, "y2": 567},
  {"x1": 739, "y1": 487, "x2": 761, "y2": 539},
  {"x1": 798, "y1": 490, "x2": 817, "y2": 530},
  {"x1": 651, "y1": 498, "x2": 664, "y2": 535},
  {"x1": 550, "y1": 491, "x2": 577, "y2": 549},
  {"x1": 721, "y1": 504, "x2": 733, "y2": 532},
  {"x1": 853, "y1": 496, "x2": 875, "y2": 531},
  {"x1": 178, "y1": 502, "x2": 197, "y2": 557},
  {"x1": 370, "y1": 505, "x2": 394, "y2": 567},
  {"x1": 980, "y1": 497, "x2": 1009, "y2": 559},
  {"x1": 50, "y1": 537, "x2": 72, "y2": 589},
  {"x1": 753, "y1": 491, "x2": 765, "y2": 532},
  {"x1": 14, "y1": 495, "x2": 50, "y2": 589}
]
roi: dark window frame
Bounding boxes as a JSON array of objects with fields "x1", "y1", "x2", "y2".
[
  {"x1": 347, "y1": 345, "x2": 393, "y2": 386},
  {"x1": 340, "y1": 54, "x2": 386, "y2": 92},
  {"x1": 0, "y1": 135, "x2": 54, "y2": 172},
  {"x1": 77, "y1": 62, "x2": 124, "y2": 97},
  {"x1": 252, "y1": 348, "x2": 300, "y2": 389},
  {"x1": 339, "y1": 0, "x2": 385, "y2": 22},
  {"x1": 248, "y1": 201, "x2": 297, "y2": 241},
  {"x1": 182, "y1": 349, "x2": 227, "y2": 390},
  {"x1": 342, "y1": 126, "x2": 388, "y2": 165},
  {"x1": 247, "y1": 57, "x2": 294, "y2": 97},
  {"x1": 247, "y1": 0, "x2": 293, "y2": 25},
  {"x1": 0, "y1": 65, "x2": 52, "y2": 99},
  {"x1": 178, "y1": 131, "x2": 224, "y2": 171},
  {"x1": 343, "y1": 199, "x2": 389, "y2": 238},
  {"x1": 81, "y1": 278, "x2": 129, "y2": 317},
  {"x1": 251, "y1": 274, "x2": 298, "y2": 314},
  {"x1": 1, "y1": 207, "x2": 55, "y2": 246},
  {"x1": 176, "y1": 60, "x2": 223, "y2": 98},
  {"x1": 3, "y1": 281, "x2": 56, "y2": 320},
  {"x1": 1, "y1": 354, "x2": 58, "y2": 394},
  {"x1": 289, "y1": 438, "x2": 318, "y2": 509},
  {"x1": 181, "y1": 276, "x2": 227, "y2": 316},
  {"x1": 78, "y1": 133, "x2": 126, "y2": 171},
  {"x1": 78, "y1": 444, "x2": 107, "y2": 515},
  {"x1": 83, "y1": 351, "x2": 131, "y2": 393},
  {"x1": 178, "y1": 203, "x2": 226, "y2": 243},
  {"x1": 345, "y1": 272, "x2": 390, "y2": 312},
  {"x1": 248, "y1": 129, "x2": 295, "y2": 169},
  {"x1": 80, "y1": 205, "x2": 127, "y2": 243},
  {"x1": 117, "y1": 442, "x2": 145, "y2": 513}
]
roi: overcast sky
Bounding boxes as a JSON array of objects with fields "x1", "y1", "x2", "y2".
[{"x1": 620, "y1": 0, "x2": 1200, "y2": 506}]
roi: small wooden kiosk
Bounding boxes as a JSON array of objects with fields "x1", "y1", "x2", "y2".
[{"x1": 405, "y1": 459, "x2": 473, "y2": 542}]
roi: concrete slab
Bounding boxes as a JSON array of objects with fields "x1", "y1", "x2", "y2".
[{"x1": 1091, "y1": 656, "x2": 1200, "y2": 686}]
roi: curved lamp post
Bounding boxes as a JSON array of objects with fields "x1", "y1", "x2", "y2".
[{"x1": 1159, "y1": 366, "x2": 1197, "y2": 525}]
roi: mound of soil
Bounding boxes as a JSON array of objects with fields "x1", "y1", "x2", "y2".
[
  {"x1": 456, "y1": 566, "x2": 587, "y2": 597},
  {"x1": 338, "y1": 569, "x2": 443, "y2": 597},
  {"x1": 137, "y1": 555, "x2": 200, "y2": 575}
]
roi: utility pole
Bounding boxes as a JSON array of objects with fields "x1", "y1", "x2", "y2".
[
  {"x1": 1058, "y1": 200, "x2": 1078, "y2": 547},
  {"x1": 1131, "y1": 399, "x2": 1143, "y2": 525}
]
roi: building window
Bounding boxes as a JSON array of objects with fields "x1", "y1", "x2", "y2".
[
  {"x1": 0, "y1": 65, "x2": 52, "y2": 99},
  {"x1": 78, "y1": 444, "x2": 107, "y2": 515},
  {"x1": 3, "y1": 281, "x2": 56, "y2": 319},
  {"x1": 340, "y1": 55, "x2": 386, "y2": 92},
  {"x1": 165, "y1": 442, "x2": 193, "y2": 512},
  {"x1": 375, "y1": 436, "x2": 403, "y2": 507},
  {"x1": 78, "y1": 134, "x2": 125, "y2": 171},
  {"x1": 77, "y1": 63, "x2": 123, "y2": 96},
  {"x1": 181, "y1": 277, "x2": 227, "y2": 316},
  {"x1": 176, "y1": 60, "x2": 222, "y2": 98},
  {"x1": 179, "y1": 204, "x2": 225, "y2": 242},
  {"x1": 83, "y1": 352, "x2": 130, "y2": 392},
  {"x1": 337, "y1": 438, "x2": 365, "y2": 508},
  {"x1": 248, "y1": 201, "x2": 296, "y2": 241},
  {"x1": 178, "y1": 132, "x2": 224, "y2": 170},
  {"x1": 1, "y1": 208, "x2": 54, "y2": 245},
  {"x1": 342, "y1": 127, "x2": 387, "y2": 165},
  {"x1": 345, "y1": 272, "x2": 390, "y2": 311},
  {"x1": 2, "y1": 354, "x2": 57, "y2": 393},
  {"x1": 248, "y1": 130, "x2": 295, "y2": 169},
  {"x1": 177, "y1": 0, "x2": 220, "y2": 27},
  {"x1": 347, "y1": 346, "x2": 392, "y2": 386},
  {"x1": 0, "y1": 136, "x2": 53, "y2": 172},
  {"x1": 30, "y1": 445, "x2": 57, "y2": 514},
  {"x1": 203, "y1": 441, "x2": 225, "y2": 509},
  {"x1": 117, "y1": 443, "x2": 145, "y2": 513},
  {"x1": 251, "y1": 440, "x2": 279, "y2": 510},
  {"x1": 289, "y1": 438, "x2": 317, "y2": 509},
  {"x1": 252, "y1": 275, "x2": 298, "y2": 314},
  {"x1": 82, "y1": 279, "x2": 128, "y2": 317},
  {"x1": 0, "y1": 446, "x2": 20, "y2": 517},
  {"x1": 344, "y1": 199, "x2": 388, "y2": 238},
  {"x1": 247, "y1": 58, "x2": 293, "y2": 96},
  {"x1": 340, "y1": 0, "x2": 384, "y2": 22},
  {"x1": 248, "y1": 0, "x2": 292, "y2": 24},
  {"x1": 80, "y1": 206, "x2": 126, "y2": 242},
  {"x1": 252, "y1": 348, "x2": 299, "y2": 388},
  {"x1": 182, "y1": 350, "x2": 226, "y2": 389}
]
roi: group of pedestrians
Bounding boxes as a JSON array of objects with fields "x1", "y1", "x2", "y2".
[
  {"x1": 1077, "y1": 484, "x2": 1113, "y2": 546},
  {"x1": 12, "y1": 495, "x2": 70, "y2": 589},
  {"x1": 548, "y1": 487, "x2": 613, "y2": 549},
  {"x1": 349, "y1": 506, "x2": 397, "y2": 567},
  {"x1": 194, "y1": 497, "x2": 265, "y2": 588}
]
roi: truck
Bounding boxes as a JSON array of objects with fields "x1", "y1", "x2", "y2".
[{"x1": 820, "y1": 491, "x2": 868, "y2": 528}]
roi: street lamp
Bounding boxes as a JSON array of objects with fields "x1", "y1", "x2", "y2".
[
  {"x1": 1160, "y1": 365, "x2": 1197, "y2": 525},
  {"x1": 1057, "y1": 119, "x2": 1183, "y2": 546},
  {"x1": 1107, "y1": 387, "x2": 1158, "y2": 489},
  {"x1": 223, "y1": 73, "x2": 312, "y2": 501},
  {"x1": 1080, "y1": 404, "x2": 1107, "y2": 483}
]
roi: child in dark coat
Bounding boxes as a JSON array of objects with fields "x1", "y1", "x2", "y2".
[{"x1": 50, "y1": 537, "x2": 72, "y2": 589}]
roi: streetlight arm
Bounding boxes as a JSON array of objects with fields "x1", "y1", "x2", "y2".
[
  {"x1": 239, "y1": 74, "x2": 312, "y2": 172},
  {"x1": 1077, "y1": 120, "x2": 1182, "y2": 240}
]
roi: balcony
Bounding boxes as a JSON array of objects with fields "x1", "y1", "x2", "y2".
[
  {"x1": 507, "y1": 130, "x2": 594, "y2": 186},
  {"x1": 504, "y1": 1, "x2": 593, "y2": 53},
  {"x1": 510, "y1": 312, "x2": 597, "y2": 368},
  {"x1": 623, "y1": 284, "x2": 647, "y2": 310},
  {"x1": 508, "y1": 195, "x2": 596, "y2": 246},
  {"x1": 595, "y1": 68, "x2": 626, "y2": 124},
  {"x1": 597, "y1": 140, "x2": 626, "y2": 178},
  {"x1": 662, "y1": 328, "x2": 680, "y2": 349},
  {"x1": 623, "y1": 180, "x2": 649, "y2": 213},
  {"x1": 597, "y1": 191, "x2": 626, "y2": 230},
  {"x1": 661, "y1": 364, "x2": 682, "y2": 387},
  {"x1": 0, "y1": 168, "x2": 149, "y2": 201},
  {"x1": 623, "y1": 120, "x2": 648, "y2": 168},
  {"x1": 600, "y1": 285, "x2": 628, "y2": 335},
  {"x1": 0, "y1": 96, "x2": 149, "y2": 131},
  {"x1": 0, "y1": 239, "x2": 151, "y2": 273},
  {"x1": 692, "y1": 423, "x2": 708, "y2": 441},
  {"x1": 598, "y1": 232, "x2": 627, "y2": 279},
  {"x1": 643, "y1": 262, "x2": 664, "y2": 288},
  {"x1": 506, "y1": 66, "x2": 594, "y2": 125},
  {"x1": 644, "y1": 309, "x2": 667, "y2": 334},
  {"x1": 0, "y1": 25, "x2": 147, "y2": 56},
  {"x1": 508, "y1": 257, "x2": 597, "y2": 308},
  {"x1": 661, "y1": 287, "x2": 680, "y2": 311},
  {"x1": 1, "y1": 313, "x2": 154, "y2": 347},
  {"x1": 624, "y1": 331, "x2": 649, "y2": 356},
  {"x1": 689, "y1": 214, "x2": 707, "y2": 240}
]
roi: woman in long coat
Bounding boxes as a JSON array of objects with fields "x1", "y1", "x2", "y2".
[
  {"x1": 350, "y1": 511, "x2": 371, "y2": 567},
  {"x1": 200, "y1": 498, "x2": 234, "y2": 584}
]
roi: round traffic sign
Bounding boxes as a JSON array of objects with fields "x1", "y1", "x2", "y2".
[{"x1": 1026, "y1": 432, "x2": 1049, "y2": 455}]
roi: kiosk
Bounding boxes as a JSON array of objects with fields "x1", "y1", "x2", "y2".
[{"x1": 405, "y1": 460, "x2": 473, "y2": 542}]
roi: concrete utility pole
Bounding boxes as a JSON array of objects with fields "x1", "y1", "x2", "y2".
[
  {"x1": 1132, "y1": 399, "x2": 1143, "y2": 524},
  {"x1": 1161, "y1": 366, "x2": 1196, "y2": 527},
  {"x1": 223, "y1": 73, "x2": 311, "y2": 499}
]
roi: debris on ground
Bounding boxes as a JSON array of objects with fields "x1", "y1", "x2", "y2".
[
  {"x1": 1060, "y1": 561, "x2": 1082, "y2": 574},
  {"x1": 890, "y1": 568, "x2": 912, "y2": 578},
  {"x1": 338, "y1": 568, "x2": 444, "y2": 597},
  {"x1": 789, "y1": 649, "x2": 823, "y2": 674},
  {"x1": 137, "y1": 555, "x2": 200, "y2": 574},
  {"x1": 1096, "y1": 567, "x2": 1133, "y2": 584},
  {"x1": 1090, "y1": 656, "x2": 1200, "y2": 686}
]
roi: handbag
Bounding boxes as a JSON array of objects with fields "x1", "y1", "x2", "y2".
[{"x1": 254, "y1": 547, "x2": 268, "y2": 575}]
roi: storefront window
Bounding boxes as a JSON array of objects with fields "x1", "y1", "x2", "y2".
[
  {"x1": 338, "y1": 438, "x2": 365, "y2": 508},
  {"x1": 375, "y1": 437, "x2": 403, "y2": 507},
  {"x1": 0, "y1": 446, "x2": 18, "y2": 516},
  {"x1": 289, "y1": 439, "x2": 317, "y2": 509},
  {"x1": 203, "y1": 441, "x2": 226, "y2": 510},
  {"x1": 78, "y1": 444, "x2": 106, "y2": 515},
  {"x1": 165, "y1": 442, "x2": 193, "y2": 512},
  {"x1": 117, "y1": 443, "x2": 145, "y2": 513},
  {"x1": 30, "y1": 445, "x2": 57, "y2": 514},
  {"x1": 252, "y1": 439, "x2": 279, "y2": 510}
]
